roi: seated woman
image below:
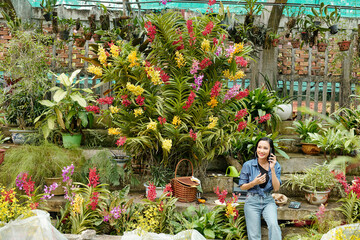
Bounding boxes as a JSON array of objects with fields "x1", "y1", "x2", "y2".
[{"x1": 239, "y1": 137, "x2": 282, "y2": 240}]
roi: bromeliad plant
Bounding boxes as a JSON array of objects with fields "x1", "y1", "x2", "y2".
[{"x1": 84, "y1": 10, "x2": 277, "y2": 172}]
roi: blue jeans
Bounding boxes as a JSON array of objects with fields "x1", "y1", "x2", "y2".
[{"x1": 244, "y1": 193, "x2": 282, "y2": 240}]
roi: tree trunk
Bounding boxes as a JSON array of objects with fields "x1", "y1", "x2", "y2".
[
  {"x1": 260, "y1": 0, "x2": 287, "y2": 89},
  {"x1": 225, "y1": 156, "x2": 242, "y2": 173}
]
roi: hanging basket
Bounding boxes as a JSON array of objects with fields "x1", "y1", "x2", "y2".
[{"x1": 171, "y1": 159, "x2": 199, "y2": 203}]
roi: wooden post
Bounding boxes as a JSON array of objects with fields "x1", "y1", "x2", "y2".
[{"x1": 340, "y1": 33, "x2": 354, "y2": 109}]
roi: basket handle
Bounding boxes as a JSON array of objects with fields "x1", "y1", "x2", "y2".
[{"x1": 174, "y1": 159, "x2": 194, "y2": 179}]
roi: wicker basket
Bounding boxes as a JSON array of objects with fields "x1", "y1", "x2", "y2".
[{"x1": 171, "y1": 159, "x2": 199, "y2": 203}]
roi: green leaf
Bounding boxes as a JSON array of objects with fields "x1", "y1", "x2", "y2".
[
  {"x1": 78, "y1": 111, "x2": 88, "y2": 128},
  {"x1": 54, "y1": 107, "x2": 65, "y2": 130},
  {"x1": 39, "y1": 100, "x2": 55, "y2": 107},
  {"x1": 70, "y1": 94, "x2": 87, "y2": 107},
  {"x1": 58, "y1": 73, "x2": 69, "y2": 86},
  {"x1": 47, "y1": 115, "x2": 56, "y2": 130},
  {"x1": 53, "y1": 89, "x2": 67, "y2": 103},
  {"x1": 69, "y1": 69, "x2": 81, "y2": 86},
  {"x1": 204, "y1": 229, "x2": 215, "y2": 239}
]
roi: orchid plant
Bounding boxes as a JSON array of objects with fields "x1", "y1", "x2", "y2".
[{"x1": 84, "y1": 9, "x2": 278, "y2": 174}]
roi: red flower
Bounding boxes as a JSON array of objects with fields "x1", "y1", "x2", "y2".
[
  {"x1": 189, "y1": 129, "x2": 197, "y2": 141},
  {"x1": 88, "y1": 192, "x2": 99, "y2": 210},
  {"x1": 116, "y1": 136, "x2": 127, "y2": 146},
  {"x1": 213, "y1": 38, "x2": 218, "y2": 46},
  {"x1": 235, "y1": 56, "x2": 248, "y2": 67},
  {"x1": 158, "y1": 201, "x2": 164, "y2": 212},
  {"x1": 183, "y1": 91, "x2": 196, "y2": 110},
  {"x1": 147, "y1": 183, "x2": 157, "y2": 201},
  {"x1": 88, "y1": 167, "x2": 100, "y2": 188},
  {"x1": 237, "y1": 121, "x2": 247, "y2": 131},
  {"x1": 1, "y1": 189, "x2": 14, "y2": 202},
  {"x1": 85, "y1": 105, "x2": 100, "y2": 114},
  {"x1": 208, "y1": 0, "x2": 216, "y2": 6},
  {"x1": 186, "y1": 20, "x2": 196, "y2": 46},
  {"x1": 214, "y1": 186, "x2": 227, "y2": 204},
  {"x1": 199, "y1": 58, "x2": 212, "y2": 70},
  {"x1": 172, "y1": 35, "x2": 184, "y2": 50},
  {"x1": 154, "y1": 67, "x2": 170, "y2": 84},
  {"x1": 136, "y1": 95, "x2": 145, "y2": 106},
  {"x1": 29, "y1": 202, "x2": 39, "y2": 210},
  {"x1": 145, "y1": 21, "x2": 156, "y2": 42},
  {"x1": 97, "y1": 96, "x2": 114, "y2": 105},
  {"x1": 202, "y1": 21, "x2": 214, "y2": 36},
  {"x1": 210, "y1": 81, "x2": 222, "y2": 98},
  {"x1": 235, "y1": 89, "x2": 249, "y2": 100},
  {"x1": 158, "y1": 116, "x2": 167, "y2": 125},
  {"x1": 259, "y1": 113, "x2": 271, "y2": 123},
  {"x1": 235, "y1": 109, "x2": 248, "y2": 121},
  {"x1": 163, "y1": 183, "x2": 173, "y2": 197}
]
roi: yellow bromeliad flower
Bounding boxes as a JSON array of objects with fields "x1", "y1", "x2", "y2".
[
  {"x1": 126, "y1": 82, "x2": 144, "y2": 96},
  {"x1": 145, "y1": 66, "x2": 162, "y2": 85},
  {"x1": 208, "y1": 116, "x2": 218, "y2": 129},
  {"x1": 201, "y1": 39, "x2": 210, "y2": 52},
  {"x1": 72, "y1": 194, "x2": 83, "y2": 214},
  {"x1": 128, "y1": 50, "x2": 139, "y2": 67},
  {"x1": 175, "y1": 51, "x2": 185, "y2": 68},
  {"x1": 109, "y1": 105, "x2": 120, "y2": 114},
  {"x1": 162, "y1": 139, "x2": 172, "y2": 152},
  {"x1": 110, "y1": 44, "x2": 120, "y2": 57},
  {"x1": 108, "y1": 128, "x2": 122, "y2": 135},
  {"x1": 207, "y1": 97, "x2": 218, "y2": 108},
  {"x1": 172, "y1": 116, "x2": 181, "y2": 128},
  {"x1": 98, "y1": 45, "x2": 107, "y2": 65},
  {"x1": 147, "y1": 121, "x2": 157, "y2": 131},
  {"x1": 134, "y1": 108, "x2": 144, "y2": 117},
  {"x1": 87, "y1": 65, "x2": 103, "y2": 77}
]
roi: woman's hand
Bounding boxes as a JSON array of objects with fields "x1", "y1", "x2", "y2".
[
  {"x1": 268, "y1": 153, "x2": 277, "y2": 170},
  {"x1": 253, "y1": 173, "x2": 266, "y2": 186}
]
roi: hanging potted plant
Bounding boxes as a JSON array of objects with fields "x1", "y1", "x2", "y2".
[
  {"x1": 338, "y1": 39, "x2": 351, "y2": 51},
  {"x1": 34, "y1": 69, "x2": 96, "y2": 148},
  {"x1": 284, "y1": 162, "x2": 338, "y2": 205},
  {"x1": 58, "y1": 18, "x2": 75, "y2": 41},
  {"x1": 317, "y1": 35, "x2": 328, "y2": 52},
  {"x1": 99, "y1": 3, "x2": 110, "y2": 31},
  {"x1": 243, "y1": 0, "x2": 264, "y2": 27},
  {"x1": 321, "y1": 4, "x2": 340, "y2": 35},
  {"x1": 83, "y1": 26, "x2": 92, "y2": 40},
  {"x1": 290, "y1": 34, "x2": 301, "y2": 48},
  {"x1": 288, "y1": 117, "x2": 322, "y2": 155},
  {"x1": 40, "y1": 0, "x2": 56, "y2": 21}
]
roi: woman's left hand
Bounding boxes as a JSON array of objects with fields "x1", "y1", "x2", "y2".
[{"x1": 269, "y1": 153, "x2": 277, "y2": 169}]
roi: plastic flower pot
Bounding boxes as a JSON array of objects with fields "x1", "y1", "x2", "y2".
[
  {"x1": 329, "y1": 24, "x2": 338, "y2": 34},
  {"x1": 43, "y1": 12, "x2": 52, "y2": 21},
  {"x1": 62, "y1": 133, "x2": 82, "y2": 148}
]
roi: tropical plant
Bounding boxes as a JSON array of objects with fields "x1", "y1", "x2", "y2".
[
  {"x1": 84, "y1": 10, "x2": 267, "y2": 176},
  {"x1": 288, "y1": 117, "x2": 322, "y2": 143},
  {"x1": 321, "y1": 5, "x2": 341, "y2": 28},
  {"x1": 0, "y1": 31, "x2": 51, "y2": 129},
  {"x1": 147, "y1": 165, "x2": 173, "y2": 187},
  {"x1": 331, "y1": 107, "x2": 360, "y2": 134},
  {"x1": 337, "y1": 191, "x2": 360, "y2": 224},
  {"x1": 0, "y1": 143, "x2": 84, "y2": 187},
  {"x1": 284, "y1": 162, "x2": 337, "y2": 192},
  {"x1": 34, "y1": 69, "x2": 96, "y2": 139},
  {"x1": 40, "y1": 0, "x2": 56, "y2": 14}
]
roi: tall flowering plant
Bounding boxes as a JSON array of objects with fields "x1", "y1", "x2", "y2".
[{"x1": 85, "y1": 11, "x2": 262, "y2": 172}]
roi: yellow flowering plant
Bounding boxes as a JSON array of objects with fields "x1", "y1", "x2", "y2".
[{"x1": 84, "y1": 10, "x2": 261, "y2": 174}]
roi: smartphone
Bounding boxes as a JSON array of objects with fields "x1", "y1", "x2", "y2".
[{"x1": 267, "y1": 147, "x2": 273, "y2": 162}]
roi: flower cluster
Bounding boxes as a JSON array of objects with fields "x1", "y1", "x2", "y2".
[
  {"x1": 192, "y1": 74, "x2": 203, "y2": 91},
  {"x1": 189, "y1": 129, "x2": 197, "y2": 141},
  {"x1": 190, "y1": 60, "x2": 199, "y2": 75},
  {"x1": 104, "y1": 205, "x2": 127, "y2": 222},
  {"x1": 147, "y1": 183, "x2": 157, "y2": 201},
  {"x1": 128, "y1": 50, "x2": 139, "y2": 67},
  {"x1": 172, "y1": 34, "x2": 184, "y2": 51},
  {"x1": 235, "y1": 109, "x2": 248, "y2": 121},
  {"x1": 109, "y1": 105, "x2": 120, "y2": 114},
  {"x1": 235, "y1": 56, "x2": 248, "y2": 67},
  {"x1": 158, "y1": 116, "x2": 166, "y2": 125},
  {"x1": 162, "y1": 139, "x2": 172, "y2": 152},
  {"x1": 210, "y1": 81, "x2": 222, "y2": 98},
  {"x1": 175, "y1": 51, "x2": 185, "y2": 68},
  {"x1": 202, "y1": 21, "x2": 214, "y2": 36},
  {"x1": 201, "y1": 39, "x2": 210, "y2": 52},
  {"x1": 183, "y1": 91, "x2": 196, "y2": 111},
  {"x1": 72, "y1": 194, "x2": 83, "y2": 214},
  {"x1": 116, "y1": 136, "x2": 127, "y2": 146},
  {"x1": 16, "y1": 172, "x2": 34, "y2": 197},
  {"x1": 98, "y1": 45, "x2": 107, "y2": 65},
  {"x1": 223, "y1": 84, "x2": 241, "y2": 102},
  {"x1": 236, "y1": 89, "x2": 249, "y2": 100},
  {"x1": 136, "y1": 95, "x2": 145, "y2": 106},
  {"x1": 121, "y1": 95, "x2": 131, "y2": 107},
  {"x1": 145, "y1": 65, "x2": 162, "y2": 85},
  {"x1": 127, "y1": 83, "x2": 144, "y2": 96},
  {"x1": 207, "y1": 97, "x2": 218, "y2": 108},
  {"x1": 87, "y1": 65, "x2": 102, "y2": 77},
  {"x1": 257, "y1": 113, "x2": 271, "y2": 123},
  {"x1": 223, "y1": 69, "x2": 245, "y2": 81},
  {"x1": 163, "y1": 183, "x2": 173, "y2": 197},
  {"x1": 134, "y1": 108, "x2": 144, "y2": 117},
  {"x1": 109, "y1": 42, "x2": 120, "y2": 57},
  {"x1": 237, "y1": 121, "x2": 247, "y2": 132},
  {"x1": 88, "y1": 167, "x2": 100, "y2": 188},
  {"x1": 186, "y1": 20, "x2": 196, "y2": 46},
  {"x1": 62, "y1": 164, "x2": 75, "y2": 183},
  {"x1": 208, "y1": 116, "x2": 218, "y2": 129},
  {"x1": 334, "y1": 172, "x2": 360, "y2": 197},
  {"x1": 214, "y1": 186, "x2": 227, "y2": 204},
  {"x1": 108, "y1": 128, "x2": 122, "y2": 135},
  {"x1": 88, "y1": 192, "x2": 99, "y2": 210},
  {"x1": 147, "y1": 121, "x2": 157, "y2": 131},
  {"x1": 199, "y1": 57, "x2": 212, "y2": 70},
  {"x1": 172, "y1": 116, "x2": 181, "y2": 128},
  {"x1": 42, "y1": 182, "x2": 58, "y2": 200},
  {"x1": 85, "y1": 105, "x2": 100, "y2": 114},
  {"x1": 145, "y1": 21, "x2": 156, "y2": 42},
  {"x1": 225, "y1": 193, "x2": 239, "y2": 220},
  {"x1": 97, "y1": 96, "x2": 114, "y2": 105}
]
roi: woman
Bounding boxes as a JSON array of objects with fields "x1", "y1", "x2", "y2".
[{"x1": 239, "y1": 137, "x2": 282, "y2": 240}]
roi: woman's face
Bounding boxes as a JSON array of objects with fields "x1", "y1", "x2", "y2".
[{"x1": 257, "y1": 140, "x2": 271, "y2": 160}]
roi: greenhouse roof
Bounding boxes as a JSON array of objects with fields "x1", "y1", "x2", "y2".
[{"x1": 28, "y1": 0, "x2": 360, "y2": 17}]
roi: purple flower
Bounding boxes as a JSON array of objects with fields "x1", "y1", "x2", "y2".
[
  {"x1": 225, "y1": 45, "x2": 235, "y2": 57},
  {"x1": 62, "y1": 164, "x2": 75, "y2": 183},
  {"x1": 215, "y1": 47, "x2": 222, "y2": 56},
  {"x1": 110, "y1": 205, "x2": 126, "y2": 219},
  {"x1": 42, "y1": 182, "x2": 59, "y2": 200},
  {"x1": 192, "y1": 74, "x2": 204, "y2": 91},
  {"x1": 223, "y1": 84, "x2": 241, "y2": 102},
  {"x1": 103, "y1": 215, "x2": 110, "y2": 222},
  {"x1": 190, "y1": 60, "x2": 200, "y2": 75}
]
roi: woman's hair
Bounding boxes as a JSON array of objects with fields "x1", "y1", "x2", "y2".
[{"x1": 254, "y1": 137, "x2": 275, "y2": 158}]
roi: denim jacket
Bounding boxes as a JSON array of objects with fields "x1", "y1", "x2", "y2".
[{"x1": 239, "y1": 158, "x2": 282, "y2": 197}]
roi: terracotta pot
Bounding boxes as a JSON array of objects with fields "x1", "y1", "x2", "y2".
[
  {"x1": 301, "y1": 143, "x2": 321, "y2": 155},
  {"x1": 338, "y1": 41, "x2": 351, "y2": 51},
  {"x1": 317, "y1": 42, "x2": 328, "y2": 52},
  {"x1": 291, "y1": 40, "x2": 300, "y2": 48},
  {"x1": 304, "y1": 188, "x2": 331, "y2": 205}
]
